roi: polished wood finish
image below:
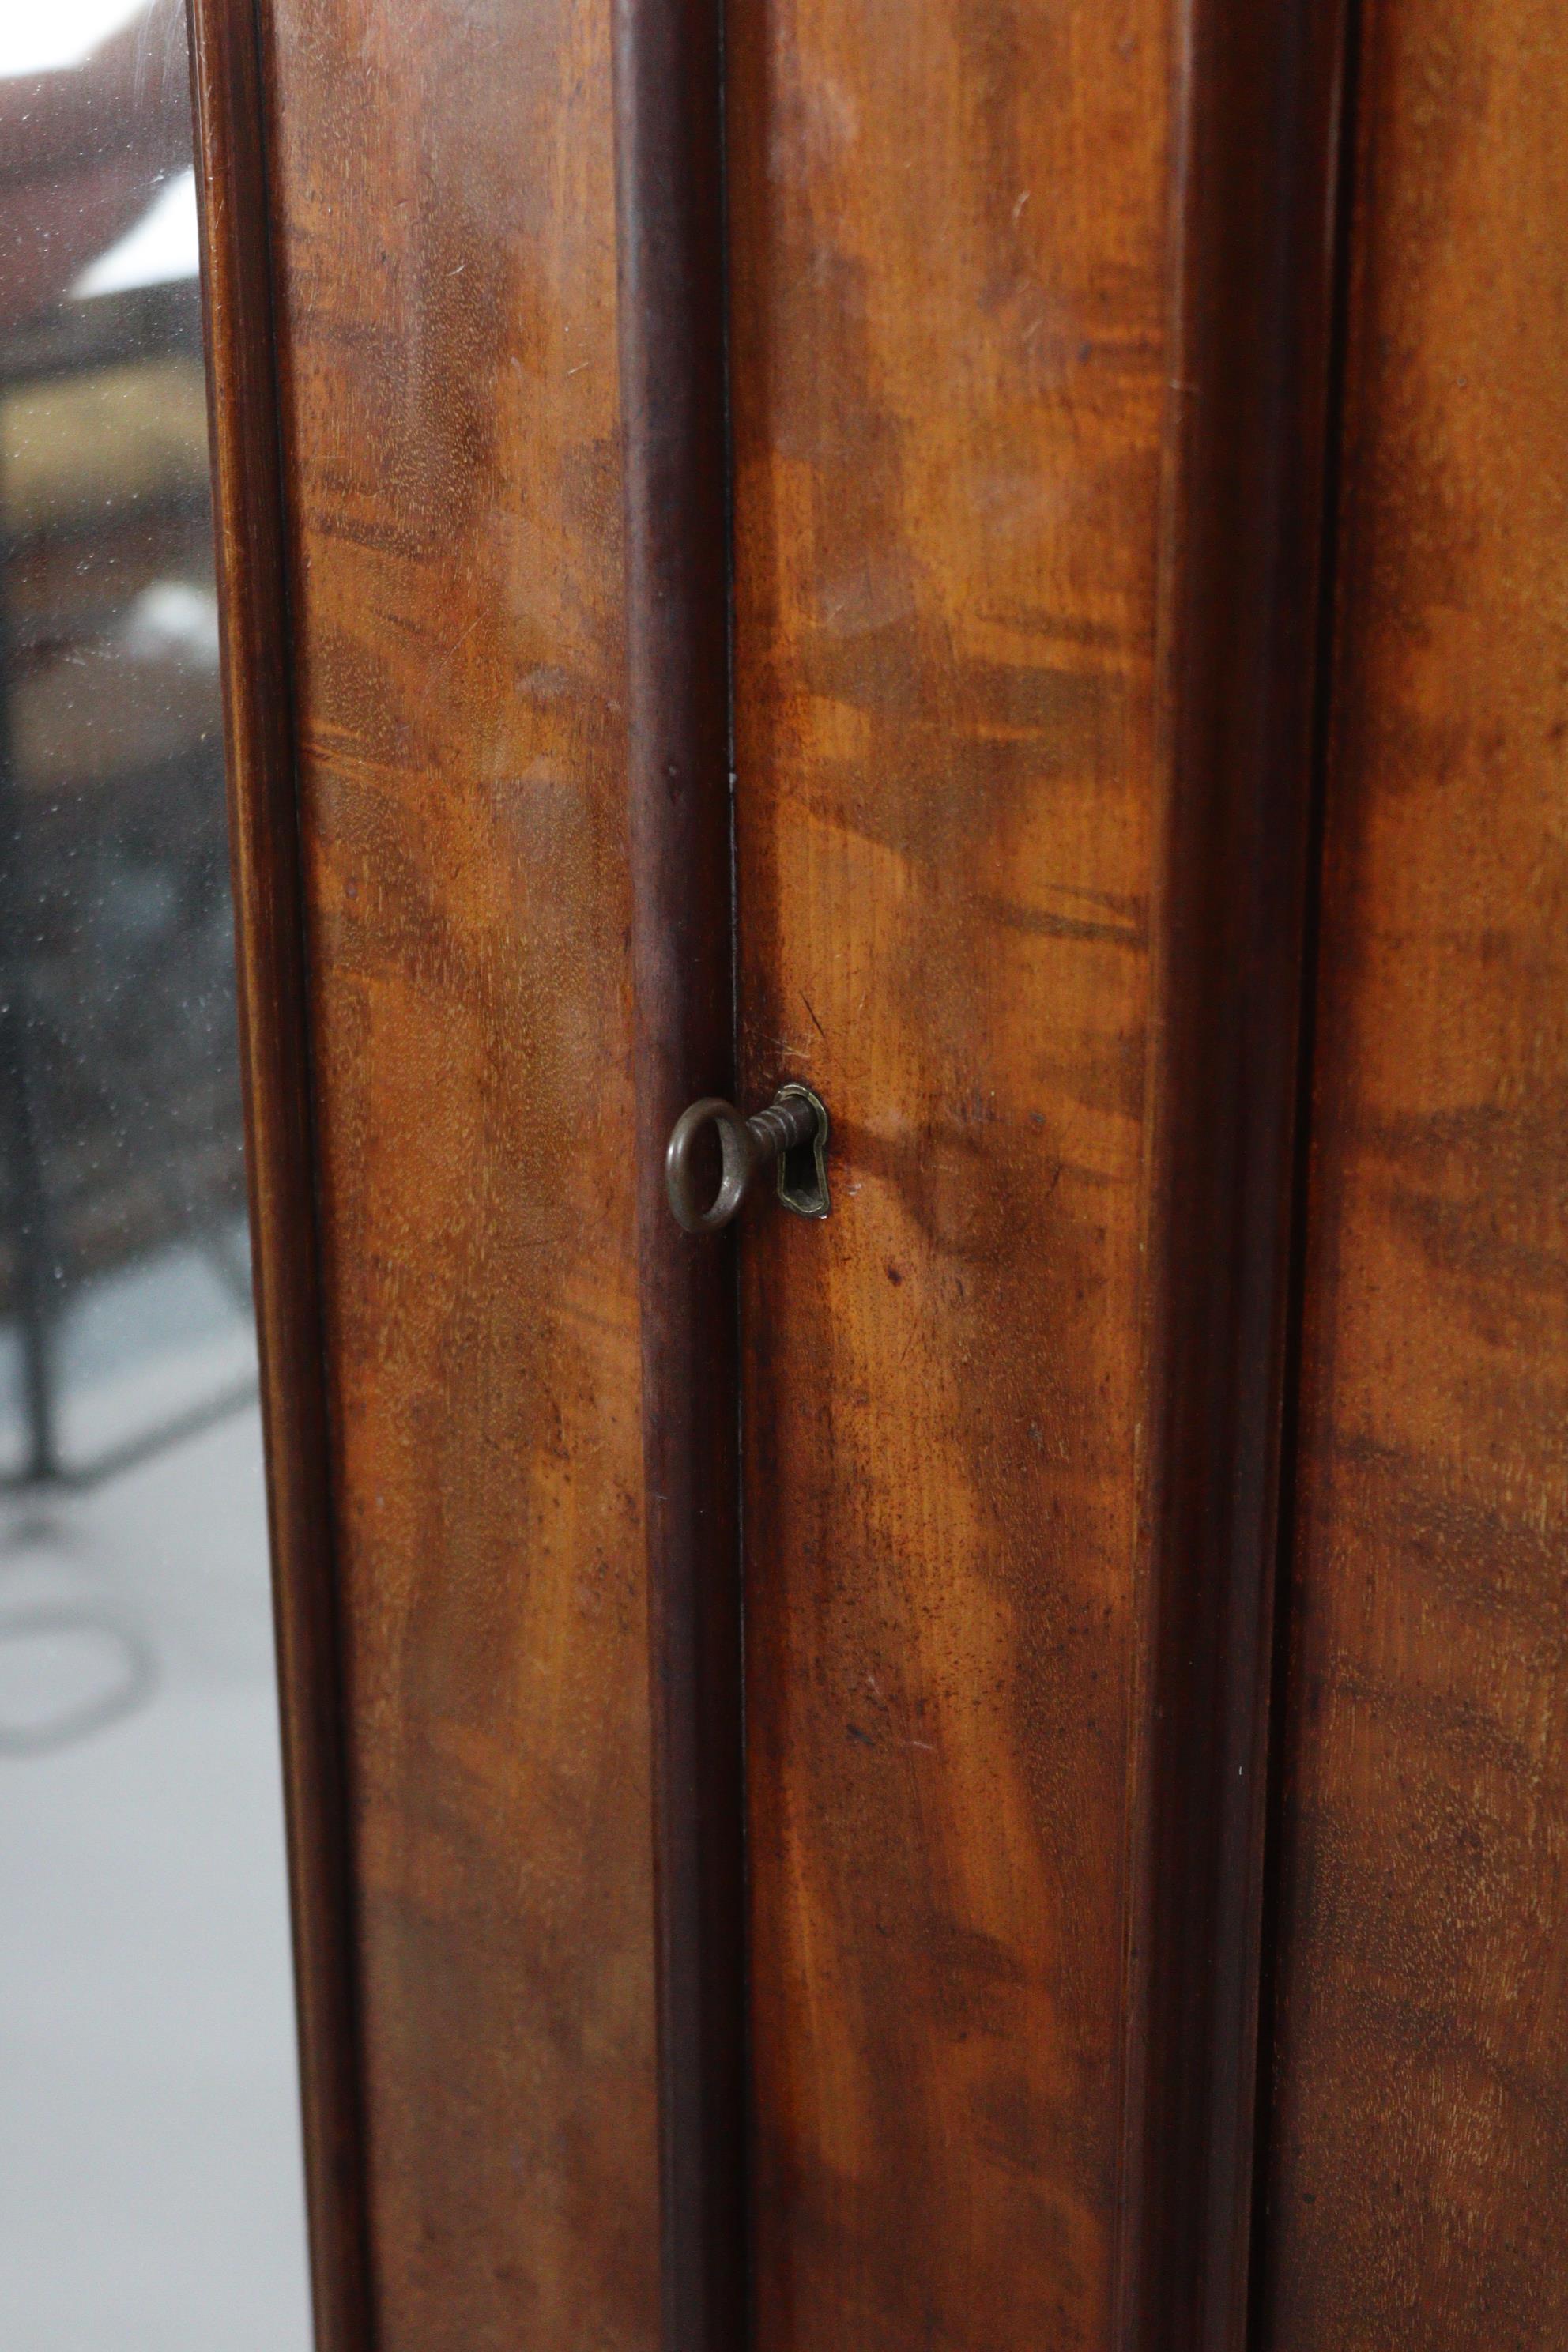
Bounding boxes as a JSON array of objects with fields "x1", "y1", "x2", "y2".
[
  {"x1": 1126, "y1": 5, "x2": 1351, "y2": 2345},
  {"x1": 260, "y1": 1, "x2": 659, "y2": 2343},
  {"x1": 1260, "y1": 2, "x2": 1568, "y2": 2345},
  {"x1": 726, "y1": 8, "x2": 1159, "y2": 2310},
  {"x1": 186, "y1": 2, "x2": 371, "y2": 2341},
  {"x1": 612, "y1": 2, "x2": 744, "y2": 2344},
  {"x1": 726, "y1": 2, "x2": 1345, "y2": 2345},
  {"x1": 200, "y1": 2, "x2": 1568, "y2": 2342}
]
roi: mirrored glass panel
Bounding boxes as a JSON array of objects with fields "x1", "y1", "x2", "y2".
[{"x1": 0, "y1": 6, "x2": 311, "y2": 2343}]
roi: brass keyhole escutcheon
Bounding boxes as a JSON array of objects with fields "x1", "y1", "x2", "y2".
[{"x1": 664, "y1": 1084, "x2": 830, "y2": 1234}]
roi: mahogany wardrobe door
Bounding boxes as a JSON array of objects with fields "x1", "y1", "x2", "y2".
[
  {"x1": 180, "y1": 0, "x2": 1563, "y2": 2348},
  {"x1": 723, "y1": 3, "x2": 1341, "y2": 2347}
]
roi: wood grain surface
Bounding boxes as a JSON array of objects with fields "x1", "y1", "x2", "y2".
[
  {"x1": 260, "y1": 2, "x2": 659, "y2": 2345},
  {"x1": 1261, "y1": 0, "x2": 1568, "y2": 2343},
  {"x1": 726, "y1": 18, "x2": 1166, "y2": 2332},
  {"x1": 726, "y1": 2, "x2": 1344, "y2": 2346}
]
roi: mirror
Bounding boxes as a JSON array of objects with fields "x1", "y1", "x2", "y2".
[{"x1": 0, "y1": 5, "x2": 311, "y2": 2343}]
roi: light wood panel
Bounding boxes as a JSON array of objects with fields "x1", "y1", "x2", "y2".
[
  {"x1": 260, "y1": 2, "x2": 659, "y2": 2343},
  {"x1": 1262, "y1": 1, "x2": 1568, "y2": 2343}
]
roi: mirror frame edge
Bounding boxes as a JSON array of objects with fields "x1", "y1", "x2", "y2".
[{"x1": 185, "y1": 2, "x2": 374, "y2": 2343}]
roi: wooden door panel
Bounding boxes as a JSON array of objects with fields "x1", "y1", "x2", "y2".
[
  {"x1": 1261, "y1": 1, "x2": 1568, "y2": 2344},
  {"x1": 192, "y1": 0, "x2": 1359, "y2": 2340},
  {"x1": 727, "y1": 2, "x2": 1169, "y2": 2340},
  {"x1": 259, "y1": 3, "x2": 658, "y2": 2345},
  {"x1": 726, "y1": 3, "x2": 1347, "y2": 2345}
]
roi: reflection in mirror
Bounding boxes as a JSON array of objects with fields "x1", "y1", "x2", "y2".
[{"x1": 0, "y1": 5, "x2": 311, "y2": 2344}]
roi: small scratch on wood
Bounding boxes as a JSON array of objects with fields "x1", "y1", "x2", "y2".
[
  {"x1": 444, "y1": 614, "x2": 479, "y2": 673},
  {"x1": 801, "y1": 991, "x2": 827, "y2": 1039}
]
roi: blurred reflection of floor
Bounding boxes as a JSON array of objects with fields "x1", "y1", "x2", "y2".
[{"x1": 0, "y1": 1401, "x2": 312, "y2": 2352}]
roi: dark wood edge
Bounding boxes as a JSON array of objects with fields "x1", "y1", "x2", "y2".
[
  {"x1": 184, "y1": 4, "x2": 374, "y2": 2345},
  {"x1": 1247, "y1": 0, "x2": 1370, "y2": 2329},
  {"x1": 1118, "y1": 2, "x2": 1355, "y2": 2346},
  {"x1": 611, "y1": 5, "x2": 746, "y2": 2349}
]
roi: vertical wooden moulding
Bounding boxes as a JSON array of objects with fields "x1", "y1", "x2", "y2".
[
  {"x1": 184, "y1": 2, "x2": 372, "y2": 2344},
  {"x1": 612, "y1": 4, "x2": 745, "y2": 2348},
  {"x1": 1122, "y1": 0, "x2": 1351, "y2": 2346}
]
